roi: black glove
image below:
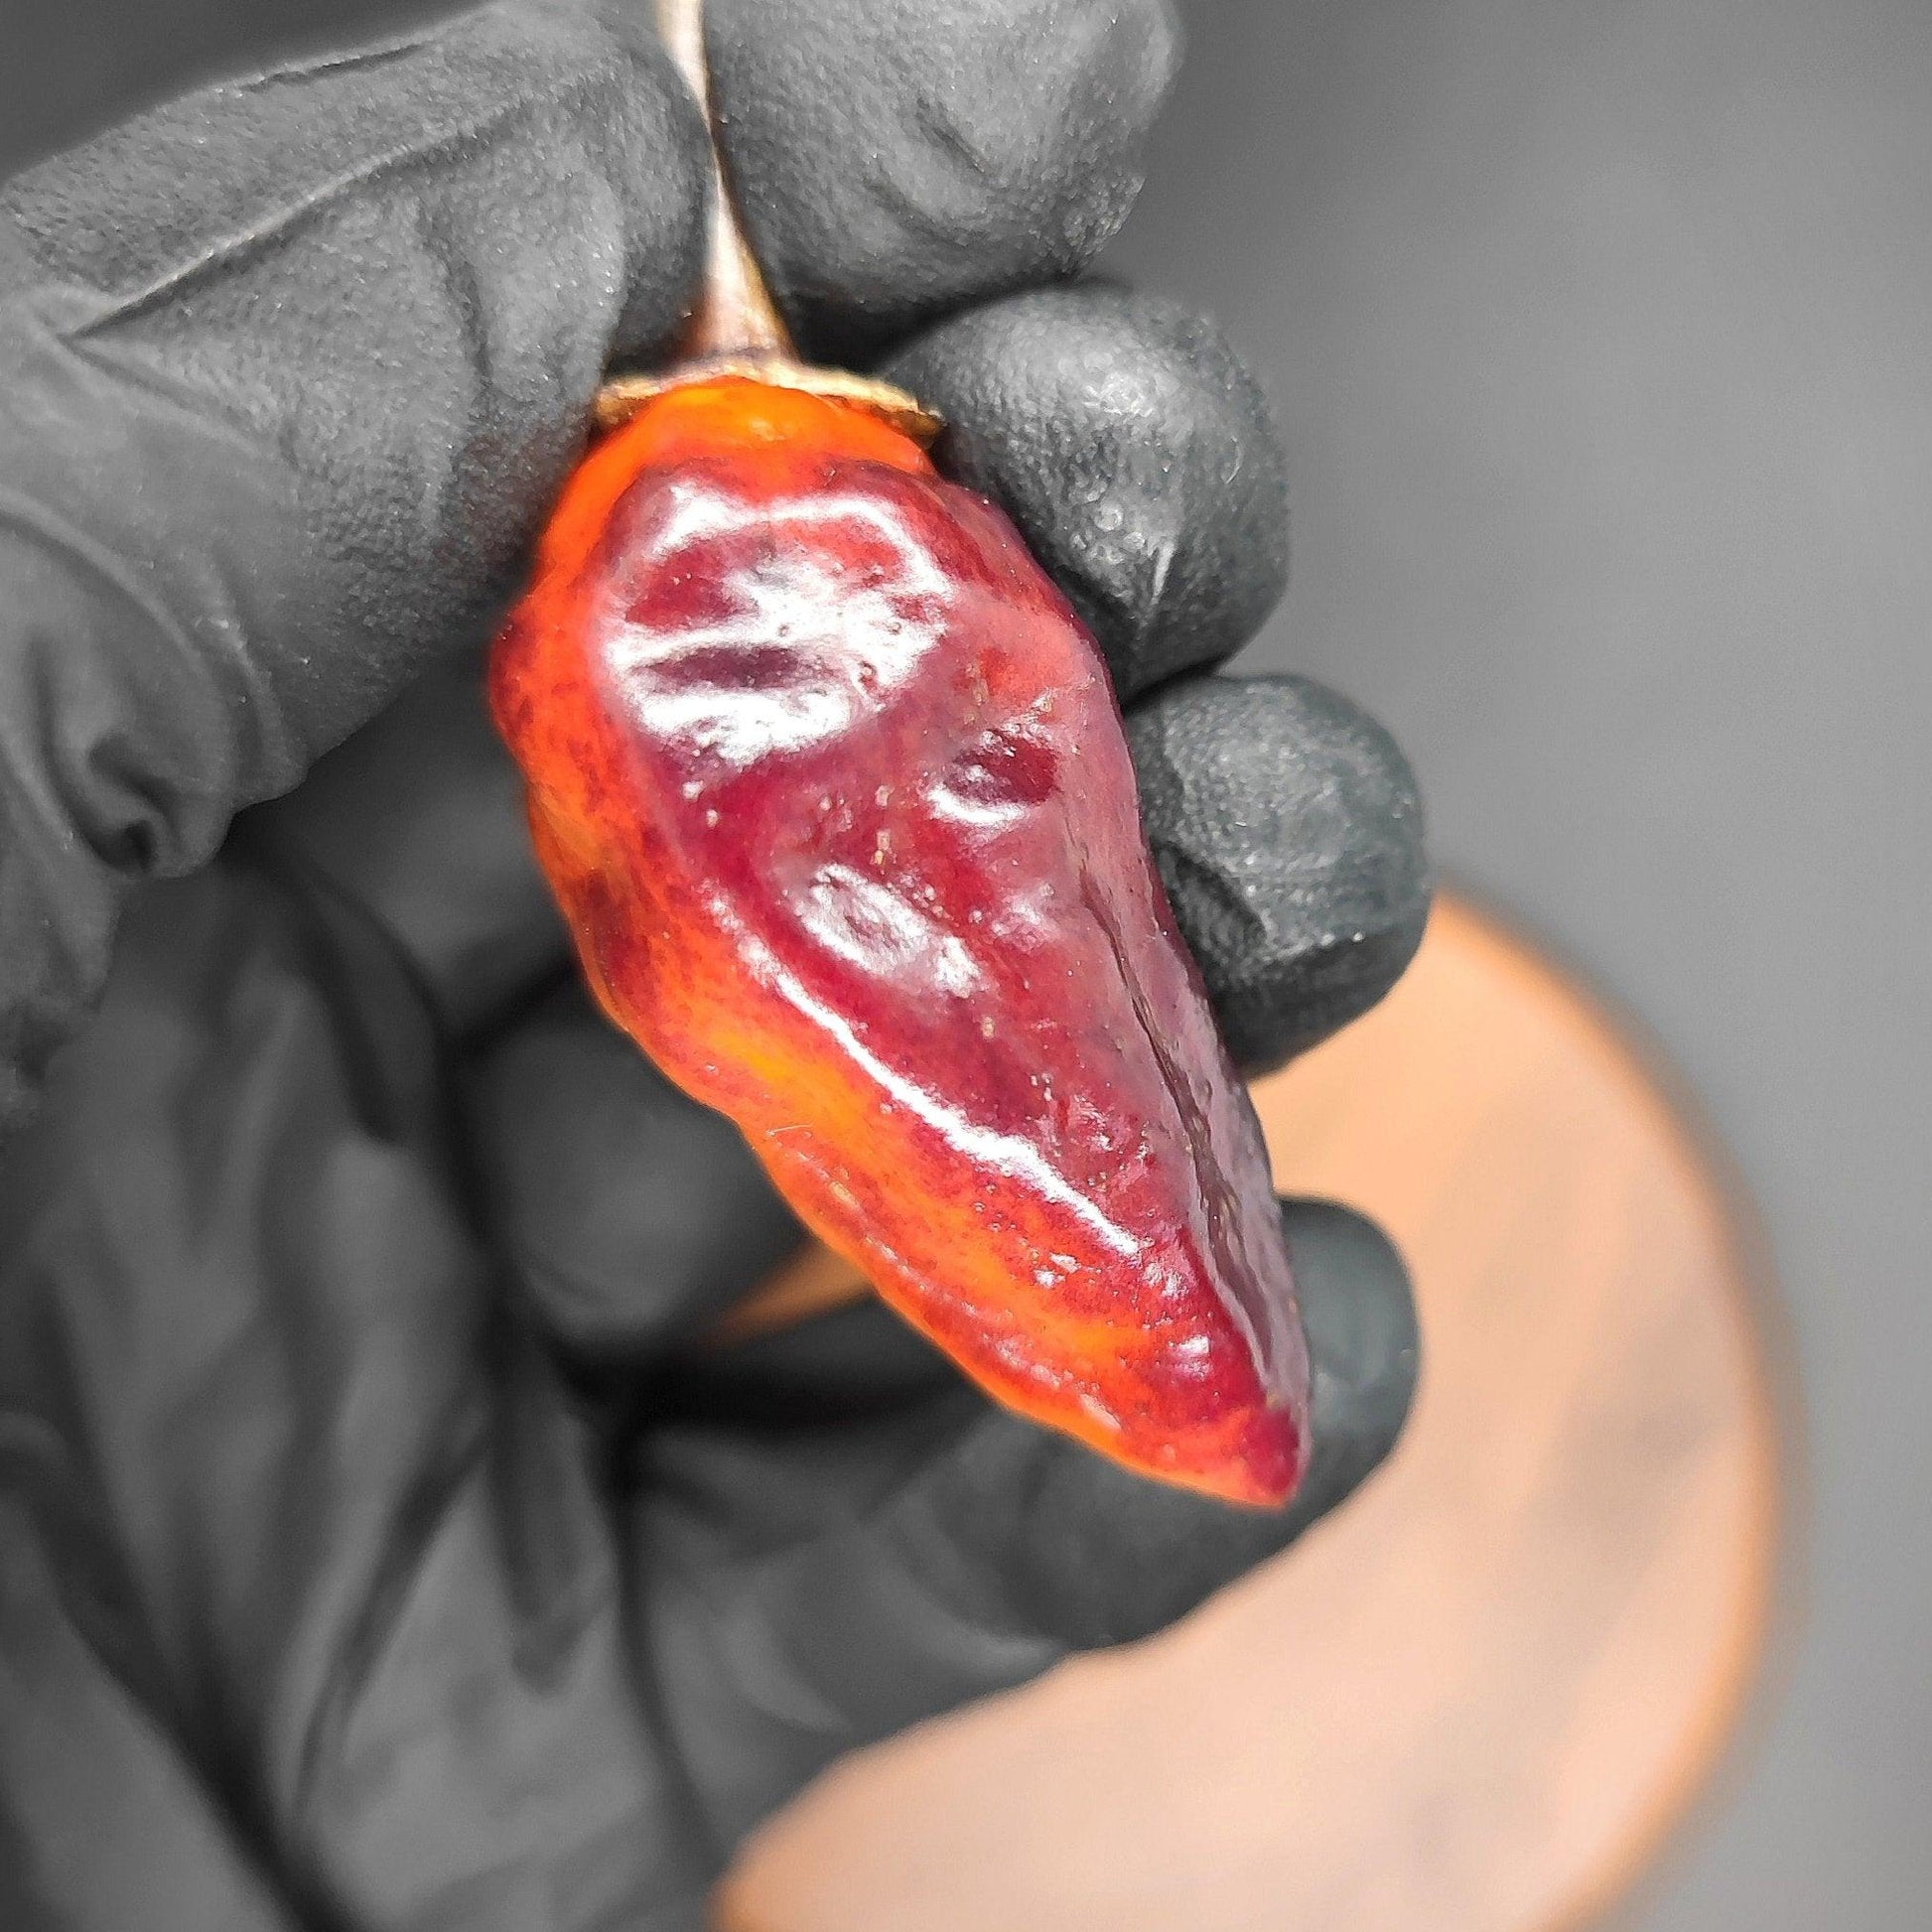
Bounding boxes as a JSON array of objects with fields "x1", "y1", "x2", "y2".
[{"x1": 0, "y1": 4, "x2": 1429, "y2": 1927}]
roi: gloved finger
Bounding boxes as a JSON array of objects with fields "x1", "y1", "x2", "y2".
[
  {"x1": 630, "y1": 1198, "x2": 1419, "y2": 1849},
  {"x1": 239, "y1": 653, "x2": 568, "y2": 1039},
  {"x1": 0, "y1": 1, "x2": 708, "y2": 1134},
  {"x1": 0, "y1": 863, "x2": 709, "y2": 1925},
  {"x1": 464, "y1": 978, "x2": 806, "y2": 1359},
  {"x1": 707, "y1": 0, "x2": 1180, "y2": 354},
  {"x1": 1128, "y1": 672, "x2": 1432, "y2": 1076},
  {"x1": 883, "y1": 282, "x2": 1288, "y2": 700}
]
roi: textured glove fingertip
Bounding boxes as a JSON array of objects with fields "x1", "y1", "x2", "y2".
[
  {"x1": 884, "y1": 282, "x2": 1289, "y2": 699},
  {"x1": 1129, "y1": 674, "x2": 1432, "y2": 1077},
  {"x1": 709, "y1": 0, "x2": 1182, "y2": 350}
]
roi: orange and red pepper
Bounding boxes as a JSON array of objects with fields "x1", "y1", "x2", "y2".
[{"x1": 491, "y1": 374, "x2": 1310, "y2": 1505}]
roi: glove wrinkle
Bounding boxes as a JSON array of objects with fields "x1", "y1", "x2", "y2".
[
  {"x1": 237, "y1": 32, "x2": 446, "y2": 87},
  {"x1": 0, "y1": 7, "x2": 677, "y2": 314},
  {"x1": 55, "y1": 92, "x2": 555, "y2": 339}
]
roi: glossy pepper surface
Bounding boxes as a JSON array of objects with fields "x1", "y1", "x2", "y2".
[{"x1": 490, "y1": 374, "x2": 1311, "y2": 1505}]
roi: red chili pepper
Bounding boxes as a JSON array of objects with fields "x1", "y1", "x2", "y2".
[{"x1": 490, "y1": 372, "x2": 1310, "y2": 1505}]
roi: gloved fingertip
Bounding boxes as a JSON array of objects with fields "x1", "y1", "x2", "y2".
[
  {"x1": 708, "y1": 0, "x2": 1182, "y2": 350},
  {"x1": 923, "y1": 1201, "x2": 1418, "y2": 1651},
  {"x1": 1127, "y1": 673, "x2": 1432, "y2": 1077},
  {"x1": 1281, "y1": 1196, "x2": 1421, "y2": 1526},
  {"x1": 883, "y1": 283, "x2": 1288, "y2": 699}
]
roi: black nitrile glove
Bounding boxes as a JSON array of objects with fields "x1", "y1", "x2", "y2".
[{"x1": 0, "y1": 5, "x2": 1429, "y2": 1927}]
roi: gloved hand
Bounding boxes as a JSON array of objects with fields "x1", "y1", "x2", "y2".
[{"x1": 0, "y1": 4, "x2": 1429, "y2": 1926}]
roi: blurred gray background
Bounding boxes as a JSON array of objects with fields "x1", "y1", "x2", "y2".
[{"x1": 6, "y1": 0, "x2": 1928, "y2": 1923}]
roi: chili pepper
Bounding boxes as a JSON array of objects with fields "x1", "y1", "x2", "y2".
[{"x1": 487, "y1": 0, "x2": 1310, "y2": 1506}]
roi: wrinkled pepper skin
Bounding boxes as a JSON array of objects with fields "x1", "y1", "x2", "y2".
[{"x1": 490, "y1": 377, "x2": 1311, "y2": 1505}]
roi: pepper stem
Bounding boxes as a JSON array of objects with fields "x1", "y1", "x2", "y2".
[
  {"x1": 595, "y1": 0, "x2": 941, "y2": 442},
  {"x1": 656, "y1": 0, "x2": 795, "y2": 361}
]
